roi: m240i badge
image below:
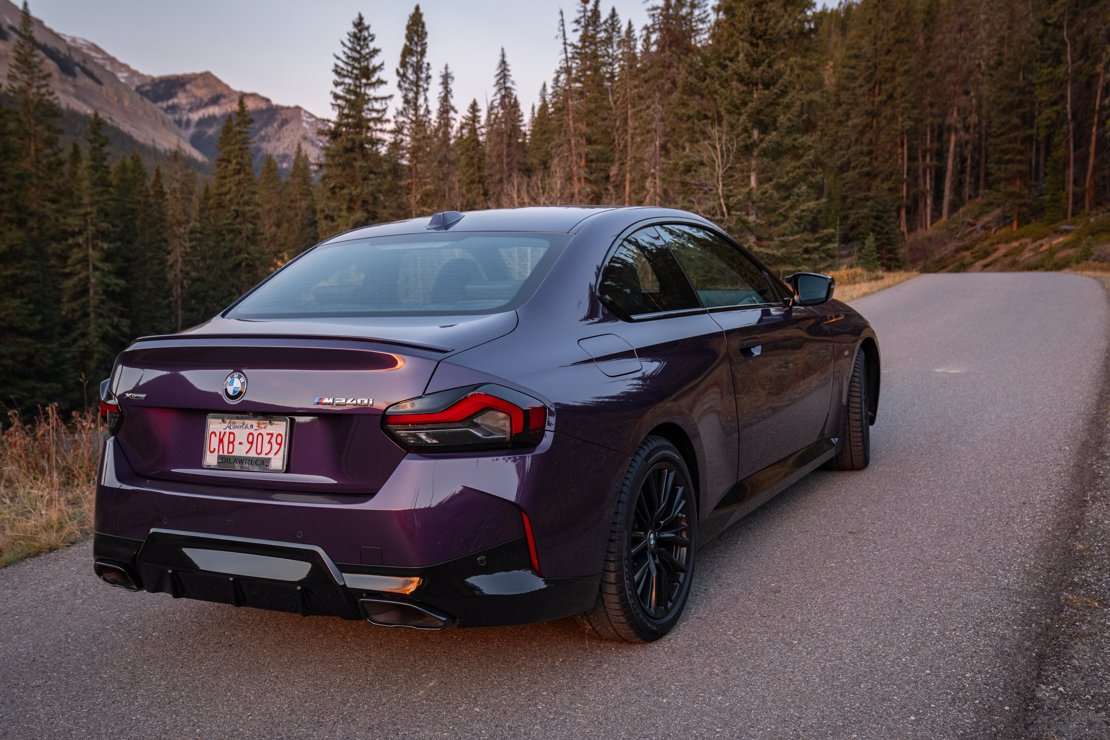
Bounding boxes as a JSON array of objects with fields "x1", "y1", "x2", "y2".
[{"x1": 313, "y1": 397, "x2": 373, "y2": 407}]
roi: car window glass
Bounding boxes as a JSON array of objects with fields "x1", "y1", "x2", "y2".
[
  {"x1": 230, "y1": 233, "x2": 563, "y2": 317},
  {"x1": 660, "y1": 224, "x2": 778, "y2": 307},
  {"x1": 599, "y1": 227, "x2": 700, "y2": 317}
]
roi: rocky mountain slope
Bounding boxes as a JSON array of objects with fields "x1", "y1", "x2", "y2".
[
  {"x1": 0, "y1": 0, "x2": 326, "y2": 172},
  {"x1": 0, "y1": 0, "x2": 203, "y2": 161},
  {"x1": 136, "y1": 72, "x2": 326, "y2": 172}
]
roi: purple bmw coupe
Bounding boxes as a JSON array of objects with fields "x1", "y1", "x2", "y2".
[{"x1": 94, "y1": 206, "x2": 879, "y2": 642}]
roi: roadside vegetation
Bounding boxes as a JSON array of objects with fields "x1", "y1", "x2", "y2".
[
  {"x1": 828, "y1": 268, "x2": 919, "y2": 303},
  {"x1": 908, "y1": 205, "x2": 1110, "y2": 273},
  {"x1": 0, "y1": 407, "x2": 100, "y2": 567}
]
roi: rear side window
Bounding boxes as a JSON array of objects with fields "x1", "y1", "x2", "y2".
[
  {"x1": 599, "y1": 227, "x2": 700, "y2": 317},
  {"x1": 661, "y1": 224, "x2": 778, "y2": 307},
  {"x1": 229, "y1": 233, "x2": 566, "y2": 317}
]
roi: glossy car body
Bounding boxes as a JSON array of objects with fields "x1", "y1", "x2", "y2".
[{"x1": 93, "y1": 206, "x2": 879, "y2": 635}]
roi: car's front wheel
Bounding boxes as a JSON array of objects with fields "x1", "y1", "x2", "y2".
[
  {"x1": 827, "y1": 350, "x2": 871, "y2": 471},
  {"x1": 585, "y1": 436, "x2": 697, "y2": 642}
]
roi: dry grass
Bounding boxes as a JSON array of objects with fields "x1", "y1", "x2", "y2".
[
  {"x1": 829, "y1": 268, "x2": 919, "y2": 303},
  {"x1": 0, "y1": 406, "x2": 101, "y2": 567},
  {"x1": 1069, "y1": 268, "x2": 1110, "y2": 293}
]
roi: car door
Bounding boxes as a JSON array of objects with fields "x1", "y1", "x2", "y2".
[
  {"x1": 659, "y1": 224, "x2": 833, "y2": 481},
  {"x1": 594, "y1": 226, "x2": 739, "y2": 509}
]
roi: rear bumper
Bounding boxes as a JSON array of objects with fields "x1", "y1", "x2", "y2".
[{"x1": 94, "y1": 530, "x2": 599, "y2": 628}]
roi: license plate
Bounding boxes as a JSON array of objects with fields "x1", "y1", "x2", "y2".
[{"x1": 203, "y1": 415, "x2": 289, "y2": 472}]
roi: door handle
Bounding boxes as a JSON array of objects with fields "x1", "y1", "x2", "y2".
[{"x1": 739, "y1": 343, "x2": 762, "y2": 359}]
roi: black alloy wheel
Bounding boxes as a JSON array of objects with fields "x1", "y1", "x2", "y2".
[
  {"x1": 585, "y1": 436, "x2": 697, "y2": 642},
  {"x1": 629, "y1": 461, "x2": 692, "y2": 619}
]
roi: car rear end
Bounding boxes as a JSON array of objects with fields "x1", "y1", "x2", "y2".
[{"x1": 93, "y1": 224, "x2": 607, "y2": 628}]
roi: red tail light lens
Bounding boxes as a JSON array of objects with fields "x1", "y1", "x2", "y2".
[
  {"x1": 99, "y1": 378, "x2": 123, "y2": 435},
  {"x1": 383, "y1": 384, "x2": 547, "y2": 452}
]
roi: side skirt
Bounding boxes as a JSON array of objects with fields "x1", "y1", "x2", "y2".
[{"x1": 701, "y1": 437, "x2": 838, "y2": 545}]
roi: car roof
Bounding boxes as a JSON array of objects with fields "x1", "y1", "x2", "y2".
[{"x1": 321, "y1": 206, "x2": 653, "y2": 243}]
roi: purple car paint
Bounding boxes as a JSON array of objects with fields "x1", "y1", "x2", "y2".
[{"x1": 94, "y1": 206, "x2": 879, "y2": 640}]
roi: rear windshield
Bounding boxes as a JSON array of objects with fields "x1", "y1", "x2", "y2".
[{"x1": 229, "y1": 232, "x2": 567, "y2": 318}]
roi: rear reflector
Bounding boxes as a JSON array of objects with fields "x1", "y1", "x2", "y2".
[{"x1": 521, "y1": 511, "x2": 541, "y2": 576}]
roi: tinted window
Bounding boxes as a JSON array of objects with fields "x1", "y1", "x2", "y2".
[
  {"x1": 599, "y1": 227, "x2": 700, "y2": 317},
  {"x1": 229, "y1": 233, "x2": 565, "y2": 317},
  {"x1": 661, "y1": 224, "x2": 778, "y2": 307}
]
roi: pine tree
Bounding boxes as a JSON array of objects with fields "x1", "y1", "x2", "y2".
[
  {"x1": 571, "y1": 0, "x2": 614, "y2": 202},
  {"x1": 277, "y1": 144, "x2": 317, "y2": 263},
  {"x1": 184, "y1": 99, "x2": 263, "y2": 322},
  {"x1": 695, "y1": 0, "x2": 834, "y2": 268},
  {"x1": 395, "y1": 4, "x2": 432, "y2": 217},
  {"x1": 527, "y1": 83, "x2": 560, "y2": 204},
  {"x1": 110, "y1": 151, "x2": 147, "y2": 322},
  {"x1": 456, "y1": 99, "x2": 487, "y2": 210},
  {"x1": 430, "y1": 64, "x2": 457, "y2": 209},
  {"x1": 163, "y1": 151, "x2": 197, "y2": 331},
  {"x1": 485, "y1": 49, "x2": 527, "y2": 207},
  {"x1": 319, "y1": 13, "x2": 392, "y2": 234},
  {"x1": 257, "y1": 154, "x2": 284, "y2": 267},
  {"x1": 0, "y1": 1, "x2": 70, "y2": 409},
  {"x1": 639, "y1": 0, "x2": 708, "y2": 204},
  {"x1": 62, "y1": 113, "x2": 129, "y2": 403},
  {"x1": 986, "y1": 0, "x2": 1037, "y2": 228},
  {"x1": 132, "y1": 165, "x2": 171, "y2": 336},
  {"x1": 217, "y1": 97, "x2": 265, "y2": 293}
]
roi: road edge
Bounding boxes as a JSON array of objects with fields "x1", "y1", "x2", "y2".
[{"x1": 1022, "y1": 274, "x2": 1110, "y2": 737}]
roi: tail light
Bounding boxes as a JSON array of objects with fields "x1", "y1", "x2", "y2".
[
  {"x1": 99, "y1": 378, "x2": 123, "y2": 435},
  {"x1": 383, "y1": 384, "x2": 547, "y2": 452}
]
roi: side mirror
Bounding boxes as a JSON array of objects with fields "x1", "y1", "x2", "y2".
[{"x1": 786, "y1": 272, "x2": 835, "y2": 306}]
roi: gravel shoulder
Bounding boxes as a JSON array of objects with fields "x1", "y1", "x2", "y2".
[{"x1": 1026, "y1": 275, "x2": 1110, "y2": 738}]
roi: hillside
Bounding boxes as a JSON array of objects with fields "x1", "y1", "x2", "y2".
[
  {"x1": 907, "y1": 203, "x2": 1110, "y2": 273},
  {"x1": 0, "y1": 0, "x2": 326, "y2": 172}
]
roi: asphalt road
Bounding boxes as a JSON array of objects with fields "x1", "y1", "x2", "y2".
[{"x1": 2, "y1": 273, "x2": 1108, "y2": 739}]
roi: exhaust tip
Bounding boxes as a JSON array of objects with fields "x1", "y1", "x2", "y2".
[
  {"x1": 359, "y1": 598, "x2": 453, "y2": 630},
  {"x1": 94, "y1": 561, "x2": 140, "y2": 591}
]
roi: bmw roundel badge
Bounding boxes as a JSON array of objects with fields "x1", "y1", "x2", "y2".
[{"x1": 223, "y1": 371, "x2": 247, "y2": 402}]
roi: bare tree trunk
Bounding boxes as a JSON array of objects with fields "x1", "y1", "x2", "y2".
[
  {"x1": 1064, "y1": 12, "x2": 1075, "y2": 219},
  {"x1": 925, "y1": 125, "x2": 934, "y2": 230},
  {"x1": 979, "y1": 118, "x2": 987, "y2": 196},
  {"x1": 963, "y1": 129, "x2": 973, "y2": 203},
  {"x1": 559, "y1": 11, "x2": 581, "y2": 203},
  {"x1": 708, "y1": 123, "x2": 732, "y2": 220},
  {"x1": 749, "y1": 126, "x2": 759, "y2": 222},
  {"x1": 942, "y1": 113, "x2": 957, "y2": 221},
  {"x1": 1085, "y1": 50, "x2": 1107, "y2": 213},
  {"x1": 648, "y1": 96, "x2": 663, "y2": 205},
  {"x1": 900, "y1": 127, "x2": 908, "y2": 238},
  {"x1": 624, "y1": 72, "x2": 632, "y2": 205}
]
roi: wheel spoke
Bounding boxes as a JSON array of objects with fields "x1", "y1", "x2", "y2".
[
  {"x1": 659, "y1": 491, "x2": 687, "y2": 528},
  {"x1": 657, "y1": 531, "x2": 690, "y2": 547},
  {"x1": 633, "y1": 557, "x2": 651, "y2": 594},
  {"x1": 630, "y1": 530, "x2": 648, "y2": 556},
  {"x1": 653, "y1": 554, "x2": 669, "y2": 613},
  {"x1": 654, "y1": 468, "x2": 675, "y2": 521},
  {"x1": 647, "y1": 554, "x2": 659, "y2": 612},
  {"x1": 657, "y1": 548, "x2": 687, "y2": 574}
]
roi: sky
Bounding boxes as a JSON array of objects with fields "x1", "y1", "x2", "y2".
[{"x1": 28, "y1": 0, "x2": 655, "y2": 120}]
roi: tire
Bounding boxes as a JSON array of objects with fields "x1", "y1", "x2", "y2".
[
  {"x1": 584, "y1": 436, "x2": 697, "y2": 642},
  {"x1": 827, "y1": 350, "x2": 870, "y2": 471}
]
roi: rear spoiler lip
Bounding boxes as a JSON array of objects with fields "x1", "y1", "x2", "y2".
[{"x1": 124, "y1": 332, "x2": 454, "y2": 355}]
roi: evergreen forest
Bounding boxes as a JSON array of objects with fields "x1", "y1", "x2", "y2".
[{"x1": 1, "y1": 0, "x2": 1108, "y2": 413}]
